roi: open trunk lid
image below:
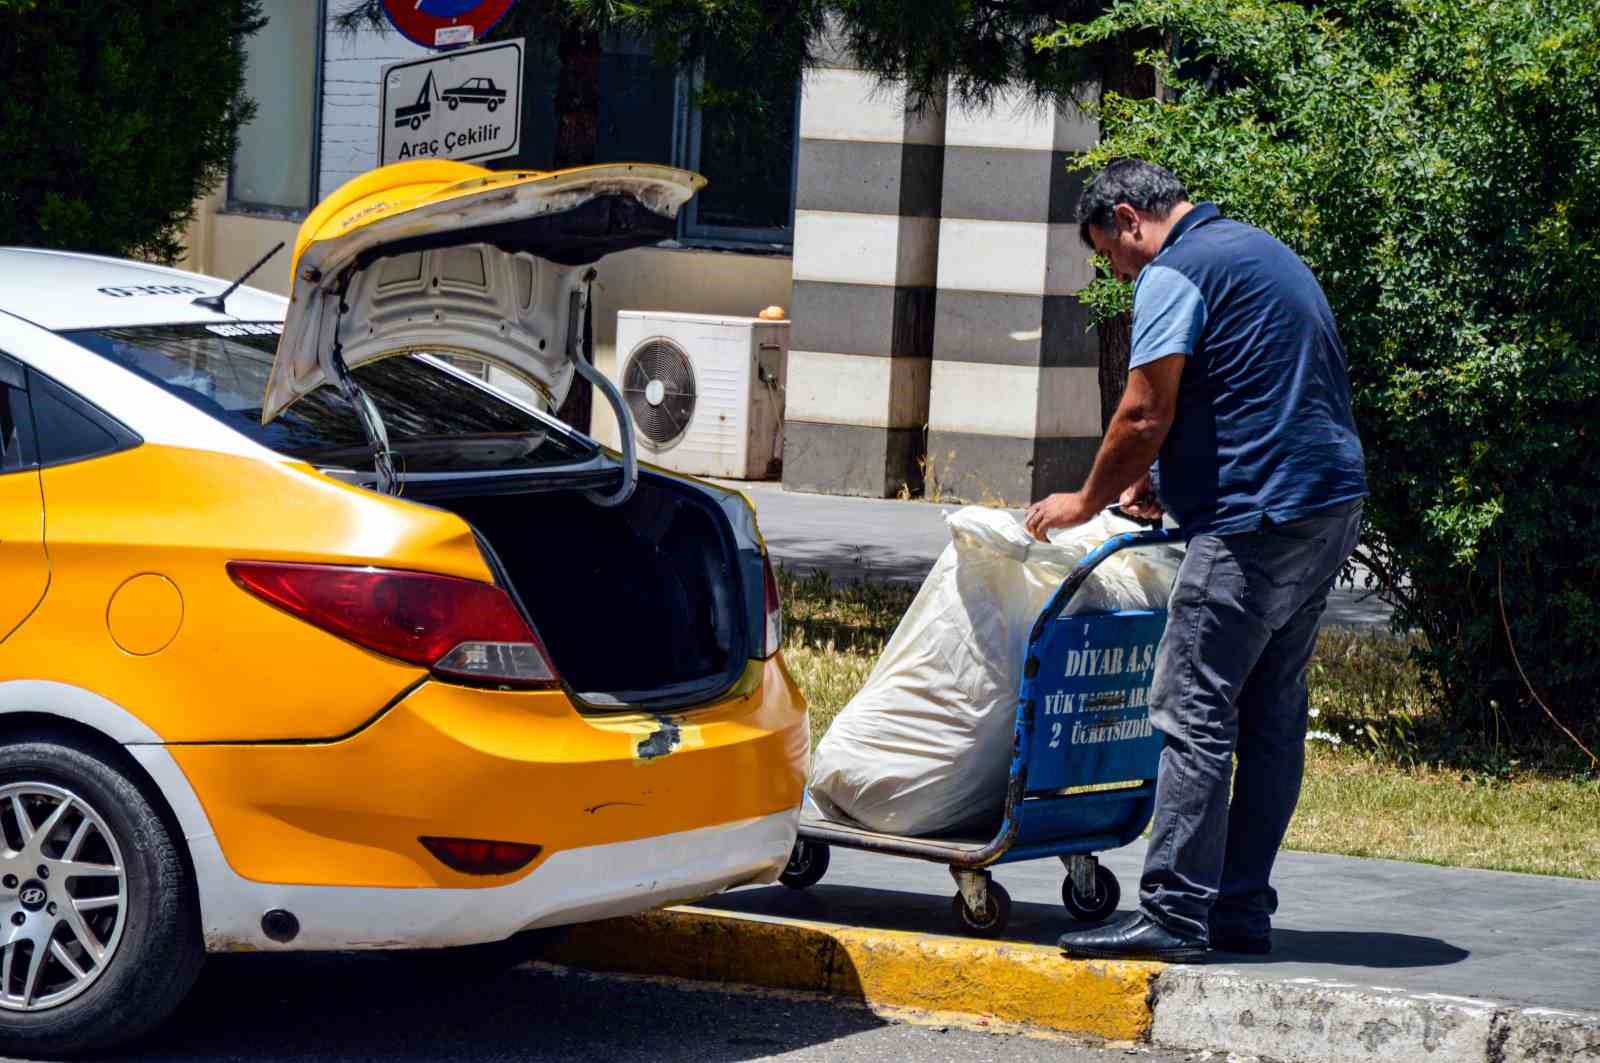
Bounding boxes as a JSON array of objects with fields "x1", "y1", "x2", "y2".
[{"x1": 263, "y1": 160, "x2": 704, "y2": 425}]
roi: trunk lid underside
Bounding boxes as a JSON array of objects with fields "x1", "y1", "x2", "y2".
[{"x1": 264, "y1": 161, "x2": 704, "y2": 424}]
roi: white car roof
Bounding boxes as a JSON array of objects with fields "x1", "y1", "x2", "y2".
[{"x1": 0, "y1": 247, "x2": 286, "y2": 330}]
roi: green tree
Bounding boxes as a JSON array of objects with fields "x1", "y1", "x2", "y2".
[
  {"x1": 0, "y1": 1, "x2": 265, "y2": 261},
  {"x1": 1043, "y1": 0, "x2": 1600, "y2": 749}
]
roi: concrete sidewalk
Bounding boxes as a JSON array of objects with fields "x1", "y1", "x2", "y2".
[
  {"x1": 548, "y1": 841, "x2": 1599, "y2": 1060},
  {"x1": 731, "y1": 480, "x2": 1394, "y2": 629},
  {"x1": 703, "y1": 840, "x2": 1600, "y2": 1017}
]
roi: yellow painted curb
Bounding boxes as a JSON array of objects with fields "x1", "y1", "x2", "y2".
[{"x1": 546, "y1": 907, "x2": 1164, "y2": 1042}]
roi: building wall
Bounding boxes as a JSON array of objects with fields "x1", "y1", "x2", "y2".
[
  {"x1": 178, "y1": 191, "x2": 300, "y2": 297},
  {"x1": 318, "y1": 19, "x2": 431, "y2": 199},
  {"x1": 926, "y1": 91, "x2": 1102, "y2": 505},
  {"x1": 779, "y1": 44, "x2": 946, "y2": 499}
]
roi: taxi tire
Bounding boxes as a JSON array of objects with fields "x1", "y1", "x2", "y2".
[{"x1": 0, "y1": 735, "x2": 204, "y2": 1058}]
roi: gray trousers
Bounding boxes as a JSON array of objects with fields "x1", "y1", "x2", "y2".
[{"x1": 1139, "y1": 499, "x2": 1363, "y2": 941}]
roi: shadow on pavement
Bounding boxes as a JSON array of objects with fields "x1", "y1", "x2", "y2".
[
  {"x1": 134, "y1": 951, "x2": 883, "y2": 1063},
  {"x1": 706, "y1": 885, "x2": 1467, "y2": 972},
  {"x1": 1217, "y1": 927, "x2": 1471, "y2": 968}
]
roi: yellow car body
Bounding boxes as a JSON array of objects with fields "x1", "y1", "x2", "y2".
[
  {"x1": 0, "y1": 160, "x2": 806, "y2": 1051},
  {"x1": 13, "y1": 441, "x2": 806, "y2": 901}
]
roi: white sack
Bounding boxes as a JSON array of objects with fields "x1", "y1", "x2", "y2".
[{"x1": 809, "y1": 507, "x2": 1182, "y2": 837}]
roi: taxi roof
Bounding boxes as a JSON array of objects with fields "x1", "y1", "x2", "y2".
[{"x1": 0, "y1": 247, "x2": 286, "y2": 331}]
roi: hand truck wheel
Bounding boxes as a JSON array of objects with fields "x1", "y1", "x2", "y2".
[
  {"x1": 951, "y1": 879, "x2": 1011, "y2": 936},
  {"x1": 1061, "y1": 863, "x2": 1121, "y2": 922},
  {"x1": 779, "y1": 839, "x2": 830, "y2": 890}
]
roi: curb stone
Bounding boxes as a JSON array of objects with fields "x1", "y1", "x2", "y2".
[
  {"x1": 544, "y1": 906, "x2": 1161, "y2": 1041},
  {"x1": 1492, "y1": 1008, "x2": 1600, "y2": 1062},
  {"x1": 548, "y1": 907, "x2": 1600, "y2": 1062},
  {"x1": 1151, "y1": 970, "x2": 1495, "y2": 1061},
  {"x1": 1152, "y1": 970, "x2": 1600, "y2": 1062}
]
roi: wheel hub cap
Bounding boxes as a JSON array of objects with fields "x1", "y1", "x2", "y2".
[{"x1": 16, "y1": 883, "x2": 45, "y2": 912}]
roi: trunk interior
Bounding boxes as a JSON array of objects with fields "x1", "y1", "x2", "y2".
[{"x1": 438, "y1": 473, "x2": 752, "y2": 710}]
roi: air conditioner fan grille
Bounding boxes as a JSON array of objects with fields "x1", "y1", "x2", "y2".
[{"x1": 622, "y1": 338, "x2": 697, "y2": 447}]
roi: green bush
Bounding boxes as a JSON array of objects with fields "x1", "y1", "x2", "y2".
[
  {"x1": 0, "y1": 1, "x2": 263, "y2": 260},
  {"x1": 1043, "y1": 0, "x2": 1600, "y2": 749}
]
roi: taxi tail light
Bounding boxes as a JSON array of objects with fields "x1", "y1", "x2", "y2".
[
  {"x1": 762, "y1": 552, "x2": 782, "y2": 658},
  {"x1": 227, "y1": 561, "x2": 559, "y2": 689},
  {"x1": 420, "y1": 836, "x2": 543, "y2": 876}
]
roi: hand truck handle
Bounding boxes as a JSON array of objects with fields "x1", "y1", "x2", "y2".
[{"x1": 1029, "y1": 525, "x2": 1182, "y2": 642}]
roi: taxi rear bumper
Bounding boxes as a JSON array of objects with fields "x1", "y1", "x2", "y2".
[{"x1": 129, "y1": 656, "x2": 807, "y2": 951}]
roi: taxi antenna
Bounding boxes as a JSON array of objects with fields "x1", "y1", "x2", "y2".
[{"x1": 193, "y1": 241, "x2": 286, "y2": 315}]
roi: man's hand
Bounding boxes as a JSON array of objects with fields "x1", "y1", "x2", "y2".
[
  {"x1": 1024, "y1": 491, "x2": 1096, "y2": 542},
  {"x1": 1119, "y1": 472, "x2": 1164, "y2": 522}
]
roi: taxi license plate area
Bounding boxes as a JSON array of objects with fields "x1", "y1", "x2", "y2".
[{"x1": 1024, "y1": 609, "x2": 1166, "y2": 794}]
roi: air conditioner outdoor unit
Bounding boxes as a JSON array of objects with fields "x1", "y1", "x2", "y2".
[{"x1": 614, "y1": 310, "x2": 789, "y2": 480}]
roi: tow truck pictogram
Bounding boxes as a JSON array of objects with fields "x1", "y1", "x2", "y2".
[{"x1": 393, "y1": 72, "x2": 437, "y2": 131}]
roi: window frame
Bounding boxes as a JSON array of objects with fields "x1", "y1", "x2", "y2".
[
  {"x1": 0, "y1": 351, "x2": 36, "y2": 474},
  {"x1": 23, "y1": 367, "x2": 143, "y2": 471},
  {"x1": 671, "y1": 64, "x2": 801, "y2": 252},
  {"x1": 224, "y1": 0, "x2": 328, "y2": 220}
]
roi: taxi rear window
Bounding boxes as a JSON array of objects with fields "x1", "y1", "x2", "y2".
[{"x1": 60, "y1": 323, "x2": 594, "y2": 472}]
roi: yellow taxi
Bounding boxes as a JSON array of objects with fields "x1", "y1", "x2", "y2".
[{"x1": 0, "y1": 161, "x2": 807, "y2": 1055}]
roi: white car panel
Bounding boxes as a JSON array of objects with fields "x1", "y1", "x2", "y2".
[{"x1": 0, "y1": 247, "x2": 286, "y2": 330}]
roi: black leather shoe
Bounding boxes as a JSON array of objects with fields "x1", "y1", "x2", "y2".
[
  {"x1": 1209, "y1": 930, "x2": 1272, "y2": 955},
  {"x1": 1057, "y1": 911, "x2": 1208, "y2": 962}
]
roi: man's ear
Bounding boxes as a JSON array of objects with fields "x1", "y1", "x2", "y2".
[{"x1": 1113, "y1": 202, "x2": 1141, "y2": 237}]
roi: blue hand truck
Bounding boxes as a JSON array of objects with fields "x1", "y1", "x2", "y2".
[{"x1": 778, "y1": 525, "x2": 1181, "y2": 936}]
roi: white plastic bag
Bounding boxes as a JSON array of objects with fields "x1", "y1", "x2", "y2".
[{"x1": 808, "y1": 507, "x2": 1181, "y2": 837}]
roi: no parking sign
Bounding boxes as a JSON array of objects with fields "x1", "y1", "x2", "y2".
[{"x1": 380, "y1": 0, "x2": 517, "y2": 48}]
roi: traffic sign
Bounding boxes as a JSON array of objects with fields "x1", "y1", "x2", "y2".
[
  {"x1": 379, "y1": 39, "x2": 523, "y2": 165},
  {"x1": 380, "y1": 0, "x2": 516, "y2": 49}
]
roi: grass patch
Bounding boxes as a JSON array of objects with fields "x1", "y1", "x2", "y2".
[
  {"x1": 778, "y1": 568, "x2": 1600, "y2": 879},
  {"x1": 779, "y1": 569, "x2": 915, "y2": 747},
  {"x1": 1291, "y1": 752, "x2": 1600, "y2": 877}
]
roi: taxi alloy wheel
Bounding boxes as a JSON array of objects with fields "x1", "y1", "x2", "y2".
[
  {"x1": 0, "y1": 737, "x2": 202, "y2": 1057},
  {"x1": 0, "y1": 781, "x2": 128, "y2": 1011}
]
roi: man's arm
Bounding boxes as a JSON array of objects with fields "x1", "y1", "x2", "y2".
[{"x1": 1023, "y1": 354, "x2": 1184, "y2": 540}]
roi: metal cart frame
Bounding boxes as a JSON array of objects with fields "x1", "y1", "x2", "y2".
[{"x1": 780, "y1": 526, "x2": 1181, "y2": 935}]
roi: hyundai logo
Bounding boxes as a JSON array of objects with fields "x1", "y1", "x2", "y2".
[{"x1": 17, "y1": 884, "x2": 46, "y2": 911}]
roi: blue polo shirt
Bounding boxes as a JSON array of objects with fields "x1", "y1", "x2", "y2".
[{"x1": 1130, "y1": 203, "x2": 1367, "y2": 536}]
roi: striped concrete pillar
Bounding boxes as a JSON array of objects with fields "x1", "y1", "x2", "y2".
[
  {"x1": 926, "y1": 93, "x2": 1101, "y2": 505},
  {"x1": 782, "y1": 49, "x2": 945, "y2": 498}
]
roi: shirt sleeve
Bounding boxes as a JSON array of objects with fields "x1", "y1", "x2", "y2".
[{"x1": 1130, "y1": 264, "x2": 1207, "y2": 369}]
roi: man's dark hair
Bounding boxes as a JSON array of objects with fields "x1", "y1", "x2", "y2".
[{"x1": 1076, "y1": 159, "x2": 1190, "y2": 248}]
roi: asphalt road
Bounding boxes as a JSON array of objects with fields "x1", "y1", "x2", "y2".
[
  {"x1": 63, "y1": 954, "x2": 1195, "y2": 1063},
  {"x1": 732, "y1": 481, "x2": 1395, "y2": 630}
]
